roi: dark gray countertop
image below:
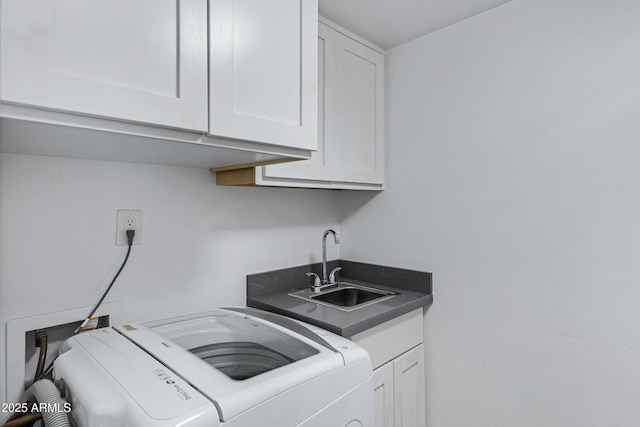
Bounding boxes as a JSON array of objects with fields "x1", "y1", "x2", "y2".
[{"x1": 246, "y1": 260, "x2": 433, "y2": 337}]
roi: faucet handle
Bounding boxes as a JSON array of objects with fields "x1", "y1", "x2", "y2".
[
  {"x1": 306, "y1": 272, "x2": 321, "y2": 288},
  {"x1": 328, "y1": 267, "x2": 342, "y2": 284}
]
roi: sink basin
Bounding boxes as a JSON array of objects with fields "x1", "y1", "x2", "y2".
[
  {"x1": 311, "y1": 287, "x2": 386, "y2": 307},
  {"x1": 289, "y1": 282, "x2": 396, "y2": 311}
]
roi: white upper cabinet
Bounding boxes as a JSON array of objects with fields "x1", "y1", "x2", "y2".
[
  {"x1": 0, "y1": 0, "x2": 318, "y2": 169},
  {"x1": 221, "y1": 18, "x2": 385, "y2": 190},
  {"x1": 250, "y1": 21, "x2": 335, "y2": 182},
  {"x1": 333, "y1": 30, "x2": 385, "y2": 185},
  {"x1": 209, "y1": 0, "x2": 318, "y2": 150},
  {"x1": 0, "y1": 0, "x2": 208, "y2": 132}
]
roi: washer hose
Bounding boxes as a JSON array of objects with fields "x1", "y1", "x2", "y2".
[
  {"x1": 27, "y1": 380, "x2": 70, "y2": 427},
  {"x1": 34, "y1": 330, "x2": 48, "y2": 383},
  {"x1": 0, "y1": 412, "x2": 42, "y2": 427}
]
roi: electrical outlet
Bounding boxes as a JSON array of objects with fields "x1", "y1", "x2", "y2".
[{"x1": 116, "y1": 209, "x2": 143, "y2": 245}]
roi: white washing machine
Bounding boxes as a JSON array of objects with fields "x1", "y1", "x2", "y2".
[{"x1": 53, "y1": 307, "x2": 373, "y2": 427}]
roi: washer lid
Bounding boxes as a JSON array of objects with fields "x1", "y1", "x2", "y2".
[
  {"x1": 146, "y1": 312, "x2": 319, "y2": 380},
  {"x1": 116, "y1": 309, "x2": 344, "y2": 421}
]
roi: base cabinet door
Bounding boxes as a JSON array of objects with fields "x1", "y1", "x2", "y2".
[
  {"x1": 393, "y1": 344, "x2": 426, "y2": 427},
  {"x1": 372, "y1": 344, "x2": 426, "y2": 427},
  {"x1": 0, "y1": 0, "x2": 208, "y2": 131},
  {"x1": 352, "y1": 309, "x2": 425, "y2": 426},
  {"x1": 373, "y1": 362, "x2": 395, "y2": 427}
]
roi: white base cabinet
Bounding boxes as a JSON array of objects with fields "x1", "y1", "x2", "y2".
[
  {"x1": 373, "y1": 360, "x2": 396, "y2": 427},
  {"x1": 393, "y1": 344, "x2": 426, "y2": 427},
  {"x1": 214, "y1": 17, "x2": 385, "y2": 190},
  {"x1": 352, "y1": 309, "x2": 426, "y2": 427}
]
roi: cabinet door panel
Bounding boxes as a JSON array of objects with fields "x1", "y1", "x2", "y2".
[
  {"x1": 335, "y1": 34, "x2": 384, "y2": 184},
  {"x1": 210, "y1": 0, "x2": 317, "y2": 150},
  {"x1": 260, "y1": 22, "x2": 334, "y2": 181},
  {"x1": 373, "y1": 362, "x2": 395, "y2": 427},
  {"x1": 0, "y1": 0, "x2": 208, "y2": 131},
  {"x1": 394, "y1": 344, "x2": 426, "y2": 427},
  {"x1": 232, "y1": 1, "x2": 300, "y2": 124}
]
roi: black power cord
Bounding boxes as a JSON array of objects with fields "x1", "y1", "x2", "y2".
[
  {"x1": 76, "y1": 229, "x2": 135, "y2": 332},
  {"x1": 38, "y1": 230, "x2": 136, "y2": 381}
]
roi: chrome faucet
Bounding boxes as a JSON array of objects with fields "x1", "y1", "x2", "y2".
[
  {"x1": 322, "y1": 229, "x2": 340, "y2": 284},
  {"x1": 306, "y1": 229, "x2": 342, "y2": 293}
]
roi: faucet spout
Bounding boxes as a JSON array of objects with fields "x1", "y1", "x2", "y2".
[{"x1": 322, "y1": 229, "x2": 340, "y2": 285}]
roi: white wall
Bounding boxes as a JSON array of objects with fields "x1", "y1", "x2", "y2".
[
  {"x1": 0, "y1": 153, "x2": 341, "y2": 406},
  {"x1": 339, "y1": 0, "x2": 640, "y2": 425}
]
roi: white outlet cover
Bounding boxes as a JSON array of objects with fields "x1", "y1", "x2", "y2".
[{"x1": 116, "y1": 209, "x2": 143, "y2": 245}]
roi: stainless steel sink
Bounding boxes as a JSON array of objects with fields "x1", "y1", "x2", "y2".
[{"x1": 289, "y1": 282, "x2": 396, "y2": 311}]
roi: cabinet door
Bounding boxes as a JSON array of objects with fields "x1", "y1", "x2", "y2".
[
  {"x1": 334, "y1": 32, "x2": 385, "y2": 184},
  {"x1": 373, "y1": 362, "x2": 395, "y2": 427},
  {"x1": 209, "y1": 0, "x2": 318, "y2": 151},
  {"x1": 257, "y1": 21, "x2": 385, "y2": 189},
  {"x1": 394, "y1": 344, "x2": 426, "y2": 427},
  {"x1": 259, "y1": 22, "x2": 334, "y2": 182},
  {"x1": 0, "y1": 0, "x2": 208, "y2": 131}
]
